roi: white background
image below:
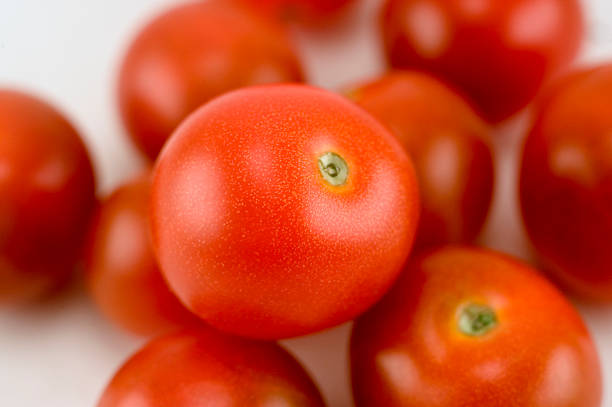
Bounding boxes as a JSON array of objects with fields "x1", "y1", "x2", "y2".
[{"x1": 1, "y1": 0, "x2": 611, "y2": 406}]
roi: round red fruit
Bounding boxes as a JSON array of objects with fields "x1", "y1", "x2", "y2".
[
  {"x1": 520, "y1": 64, "x2": 612, "y2": 301},
  {"x1": 151, "y1": 84, "x2": 420, "y2": 339},
  {"x1": 0, "y1": 90, "x2": 96, "y2": 303},
  {"x1": 118, "y1": 0, "x2": 304, "y2": 159},
  {"x1": 381, "y1": 0, "x2": 584, "y2": 122},
  {"x1": 351, "y1": 247, "x2": 602, "y2": 407},
  {"x1": 349, "y1": 72, "x2": 493, "y2": 248},
  {"x1": 86, "y1": 173, "x2": 198, "y2": 336},
  {"x1": 98, "y1": 329, "x2": 326, "y2": 407}
]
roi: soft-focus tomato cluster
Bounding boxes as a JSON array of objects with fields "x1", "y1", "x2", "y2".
[{"x1": 1, "y1": 0, "x2": 609, "y2": 406}]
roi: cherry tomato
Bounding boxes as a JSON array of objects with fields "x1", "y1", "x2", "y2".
[
  {"x1": 239, "y1": 0, "x2": 355, "y2": 22},
  {"x1": 98, "y1": 328, "x2": 326, "y2": 407},
  {"x1": 151, "y1": 84, "x2": 420, "y2": 339},
  {"x1": 349, "y1": 72, "x2": 493, "y2": 248},
  {"x1": 118, "y1": 0, "x2": 304, "y2": 160},
  {"x1": 520, "y1": 64, "x2": 612, "y2": 301},
  {"x1": 0, "y1": 90, "x2": 96, "y2": 304},
  {"x1": 380, "y1": 0, "x2": 584, "y2": 123},
  {"x1": 85, "y1": 173, "x2": 198, "y2": 336},
  {"x1": 351, "y1": 246, "x2": 602, "y2": 407}
]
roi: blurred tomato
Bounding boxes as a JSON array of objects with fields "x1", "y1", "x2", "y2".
[
  {"x1": 351, "y1": 247, "x2": 602, "y2": 407},
  {"x1": 520, "y1": 64, "x2": 612, "y2": 301},
  {"x1": 349, "y1": 72, "x2": 493, "y2": 248},
  {"x1": 0, "y1": 90, "x2": 96, "y2": 303},
  {"x1": 381, "y1": 0, "x2": 584, "y2": 123},
  {"x1": 86, "y1": 174, "x2": 198, "y2": 336},
  {"x1": 118, "y1": 0, "x2": 304, "y2": 160},
  {"x1": 151, "y1": 84, "x2": 420, "y2": 339},
  {"x1": 239, "y1": 0, "x2": 355, "y2": 22},
  {"x1": 98, "y1": 329, "x2": 326, "y2": 407}
]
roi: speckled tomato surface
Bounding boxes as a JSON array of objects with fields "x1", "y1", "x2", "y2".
[
  {"x1": 151, "y1": 84, "x2": 420, "y2": 339},
  {"x1": 239, "y1": 0, "x2": 355, "y2": 22},
  {"x1": 85, "y1": 173, "x2": 198, "y2": 336},
  {"x1": 118, "y1": 0, "x2": 303, "y2": 160},
  {"x1": 351, "y1": 247, "x2": 602, "y2": 407},
  {"x1": 349, "y1": 72, "x2": 493, "y2": 249},
  {"x1": 97, "y1": 329, "x2": 326, "y2": 407},
  {"x1": 380, "y1": 0, "x2": 584, "y2": 123},
  {"x1": 520, "y1": 64, "x2": 612, "y2": 301},
  {"x1": 0, "y1": 90, "x2": 96, "y2": 303}
]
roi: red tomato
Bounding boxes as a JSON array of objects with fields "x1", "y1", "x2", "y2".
[
  {"x1": 85, "y1": 174, "x2": 198, "y2": 336},
  {"x1": 380, "y1": 0, "x2": 584, "y2": 123},
  {"x1": 349, "y1": 72, "x2": 493, "y2": 248},
  {"x1": 520, "y1": 64, "x2": 612, "y2": 301},
  {"x1": 0, "y1": 90, "x2": 96, "y2": 303},
  {"x1": 351, "y1": 247, "x2": 602, "y2": 407},
  {"x1": 97, "y1": 329, "x2": 326, "y2": 407},
  {"x1": 151, "y1": 84, "x2": 420, "y2": 339},
  {"x1": 239, "y1": 0, "x2": 355, "y2": 22},
  {"x1": 118, "y1": 0, "x2": 304, "y2": 160}
]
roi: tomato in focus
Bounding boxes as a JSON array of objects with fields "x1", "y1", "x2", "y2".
[
  {"x1": 97, "y1": 329, "x2": 326, "y2": 407},
  {"x1": 240, "y1": 0, "x2": 355, "y2": 22},
  {"x1": 151, "y1": 84, "x2": 420, "y2": 339},
  {"x1": 380, "y1": 0, "x2": 584, "y2": 123},
  {"x1": 85, "y1": 174, "x2": 198, "y2": 336},
  {"x1": 118, "y1": 0, "x2": 304, "y2": 160},
  {"x1": 351, "y1": 246, "x2": 602, "y2": 407},
  {"x1": 349, "y1": 72, "x2": 493, "y2": 248},
  {"x1": 520, "y1": 64, "x2": 612, "y2": 301},
  {"x1": 0, "y1": 90, "x2": 96, "y2": 304}
]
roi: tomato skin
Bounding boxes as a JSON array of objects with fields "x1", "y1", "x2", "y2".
[
  {"x1": 351, "y1": 247, "x2": 602, "y2": 407},
  {"x1": 0, "y1": 90, "x2": 96, "y2": 303},
  {"x1": 350, "y1": 72, "x2": 493, "y2": 248},
  {"x1": 118, "y1": 0, "x2": 304, "y2": 160},
  {"x1": 97, "y1": 329, "x2": 326, "y2": 407},
  {"x1": 239, "y1": 0, "x2": 354, "y2": 22},
  {"x1": 380, "y1": 0, "x2": 584, "y2": 123},
  {"x1": 520, "y1": 65, "x2": 612, "y2": 301},
  {"x1": 85, "y1": 174, "x2": 198, "y2": 336},
  {"x1": 151, "y1": 84, "x2": 420, "y2": 339}
]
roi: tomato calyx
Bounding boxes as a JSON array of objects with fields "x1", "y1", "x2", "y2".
[
  {"x1": 318, "y1": 152, "x2": 348, "y2": 186},
  {"x1": 458, "y1": 303, "x2": 498, "y2": 337}
]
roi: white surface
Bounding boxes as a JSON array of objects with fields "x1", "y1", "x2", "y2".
[{"x1": 0, "y1": 0, "x2": 611, "y2": 406}]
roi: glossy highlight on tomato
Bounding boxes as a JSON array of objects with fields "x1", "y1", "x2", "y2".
[
  {"x1": 0, "y1": 90, "x2": 96, "y2": 304},
  {"x1": 349, "y1": 71, "x2": 493, "y2": 248},
  {"x1": 85, "y1": 173, "x2": 198, "y2": 336},
  {"x1": 520, "y1": 64, "x2": 612, "y2": 301},
  {"x1": 118, "y1": 0, "x2": 304, "y2": 160},
  {"x1": 240, "y1": 0, "x2": 355, "y2": 22},
  {"x1": 97, "y1": 329, "x2": 326, "y2": 407},
  {"x1": 151, "y1": 84, "x2": 420, "y2": 339},
  {"x1": 381, "y1": 0, "x2": 584, "y2": 122},
  {"x1": 351, "y1": 247, "x2": 602, "y2": 407}
]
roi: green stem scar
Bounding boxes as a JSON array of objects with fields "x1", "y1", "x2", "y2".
[
  {"x1": 318, "y1": 152, "x2": 349, "y2": 186},
  {"x1": 458, "y1": 303, "x2": 498, "y2": 337}
]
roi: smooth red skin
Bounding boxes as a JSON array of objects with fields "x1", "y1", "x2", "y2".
[
  {"x1": 240, "y1": 0, "x2": 354, "y2": 22},
  {"x1": 520, "y1": 65, "x2": 612, "y2": 301},
  {"x1": 0, "y1": 90, "x2": 96, "y2": 303},
  {"x1": 381, "y1": 0, "x2": 584, "y2": 123},
  {"x1": 350, "y1": 72, "x2": 493, "y2": 249},
  {"x1": 98, "y1": 329, "x2": 326, "y2": 407},
  {"x1": 85, "y1": 174, "x2": 198, "y2": 336},
  {"x1": 151, "y1": 84, "x2": 420, "y2": 339},
  {"x1": 351, "y1": 247, "x2": 602, "y2": 407},
  {"x1": 118, "y1": 0, "x2": 304, "y2": 160}
]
